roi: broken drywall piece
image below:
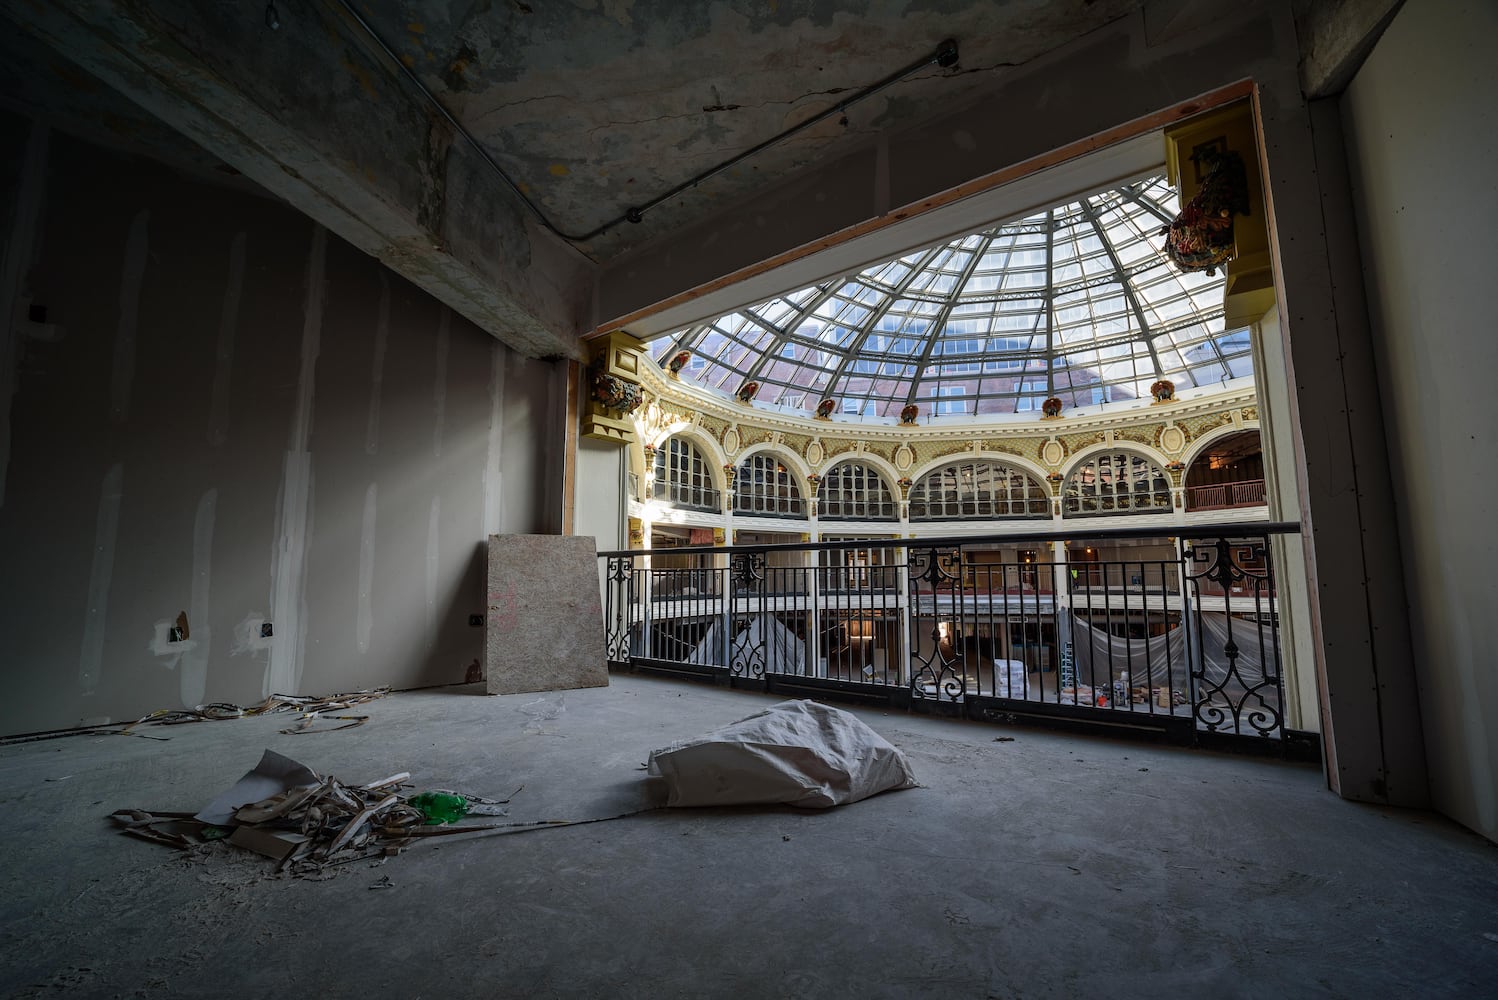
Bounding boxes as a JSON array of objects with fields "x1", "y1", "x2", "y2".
[
  {"x1": 195, "y1": 749, "x2": 320, "y2": 826},
  {"x1": 228, "y1": 825, "x2": 310, "y2": 861}
]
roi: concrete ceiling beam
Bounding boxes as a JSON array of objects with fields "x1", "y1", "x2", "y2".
[
  {"x1": 1294, "y1": 0, "x2": 1407, "y2": 99},
  {"x1": 0, "y1": 0, "x2": 592, "y2": 359}
]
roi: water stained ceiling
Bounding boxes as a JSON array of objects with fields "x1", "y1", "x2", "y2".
[{"x1": 354, "y1": 0, "x2": 1149, "y2": 259}]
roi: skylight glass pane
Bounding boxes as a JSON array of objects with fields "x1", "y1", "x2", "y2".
[{"x1": 646, "y1": 171, "x2": 1246, "y2": 417}]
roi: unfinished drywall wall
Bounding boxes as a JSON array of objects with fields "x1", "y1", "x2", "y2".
[
  {"x1": 0, "y1": 110, "x2": 560, "y2": 736},
  {"x1": 1342, "y1": 0, "x2": 1498, "y2": 841}
]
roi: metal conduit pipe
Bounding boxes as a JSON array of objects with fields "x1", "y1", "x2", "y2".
[{"x1": 330, "y1": 0, "x2": 958, "y2": 246}]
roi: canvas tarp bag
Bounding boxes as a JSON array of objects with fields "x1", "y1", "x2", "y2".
[{"x1": 646, "y1": 700, "x2": 918, "y2": 809}]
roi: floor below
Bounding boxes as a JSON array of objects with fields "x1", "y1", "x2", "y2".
[{"x1": 1, "y1": 672, "x2": 1494, "y2": 999}]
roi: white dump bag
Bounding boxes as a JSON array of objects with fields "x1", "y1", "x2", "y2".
[{"x1": 647, "y1": 699, "x2": 918, "y2": 809}]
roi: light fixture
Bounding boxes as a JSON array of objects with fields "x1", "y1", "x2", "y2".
[{"x1": 265, "y1": 2, "x2": 280, "y2": 30}]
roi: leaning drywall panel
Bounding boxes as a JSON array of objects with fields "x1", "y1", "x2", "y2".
[
  {"x1": 485, "y1": 533, "x2": 608, "y2": 696},
  {"x1": 1342, "y1": 0, "x2": 1498, "y2": 842}
]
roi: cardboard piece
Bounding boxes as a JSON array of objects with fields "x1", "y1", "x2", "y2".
[{"x1": 228, "y1": 825, "x2": 311, "y2": 861}]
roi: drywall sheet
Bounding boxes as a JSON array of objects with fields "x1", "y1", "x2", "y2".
[{"x1": 486, "y1": 534, "x2": 608, "y2": 696}]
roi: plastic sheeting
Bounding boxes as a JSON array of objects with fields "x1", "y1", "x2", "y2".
[
  {"x1": 1069, "y1": 611, "x2": 1273, "y2": 689},
  {"x1": 646, "y1": 700, "x2": 918, "y2": 809},
  {"x1": 686, "y1": 614, "x2": 807, "y2": 674}
]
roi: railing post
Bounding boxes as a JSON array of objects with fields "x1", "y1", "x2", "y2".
[
  {"x1": 898, "y1": 535, "x2": 914, "y2": 688},
  {"x1": 715, "y1": 528, "x2": 732, "y2": 668},
  {"x1": 805, "y1": 533, "x2": 822, "y2": 678},
  {"x1": 640, "y1": 547, "x2": 654, "y2": 660},
  {"x1": 1178, "y1": 537, "x2": 1197, "y2": 723}
]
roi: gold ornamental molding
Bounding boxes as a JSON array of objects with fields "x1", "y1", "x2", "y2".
[{"x1": 629, "y1": 350, "x2": 1259, "y2": 476}]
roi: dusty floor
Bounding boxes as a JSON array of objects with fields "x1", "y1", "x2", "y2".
[{"x1": 1, "y1": 673, "x2": 1495, "y2": 999}]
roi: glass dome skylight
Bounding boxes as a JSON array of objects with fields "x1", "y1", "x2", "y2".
[{"x1": 649, "y1": 174, "x2": 1254, "y2": 419}]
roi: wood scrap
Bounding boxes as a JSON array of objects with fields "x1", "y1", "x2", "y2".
[
  {"x1": 324, "y1": 792, "x2": 399, "y2": 855},
  {"x1": 279, "y1": 714, "x2": 369, "y2": 735}
]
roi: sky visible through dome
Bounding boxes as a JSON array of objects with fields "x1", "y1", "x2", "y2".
[{"x1": 648, "y1": 173, "x2": 1253, "y2": 420}]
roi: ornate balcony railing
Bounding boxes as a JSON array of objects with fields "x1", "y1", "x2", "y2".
[
  {"x1": 600, "y1": 522, "x2": 1305, "y2": 754},
  {"x1": 1186, "y1": 479, "x2": 1267, "y2": 511},
  {"x1": 651, "y1": 481, "x2": 721, "y2": 513},
  {"x1": 732, "y1": 495, "x2": 807, "y2": 518}
]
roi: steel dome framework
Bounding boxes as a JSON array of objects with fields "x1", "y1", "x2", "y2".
[{"x1": 649, "y1": 174, "x2": 1254, "y2": 420}]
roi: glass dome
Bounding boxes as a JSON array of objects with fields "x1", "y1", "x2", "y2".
[{"x1": 648, "y1": 174, "x2": 1253, "y2": 420}]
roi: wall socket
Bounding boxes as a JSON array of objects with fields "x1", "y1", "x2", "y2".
[{"x1": 468, "y1": 614, "x2": 484, "y2": 628}]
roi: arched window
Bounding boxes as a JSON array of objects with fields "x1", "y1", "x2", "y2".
[
  {"x1": 653, "y1": 437, "x2": 719, "y2": 512},
  {"x1": 819, "y1": 461, "x2": 897, "y2": 521},
  {"x1": 1062, "y1": 451, "x2": 1171, "y2": 516},
  {"x1": 734, "y1": 452, "x2": 805, "y2": 518},
  {"x1": 1184, "y1": 430, "x2": 1266, "y2": 511},
  {"x1": 909, "y1": 461, "x2": 1049, "y2": 521}
]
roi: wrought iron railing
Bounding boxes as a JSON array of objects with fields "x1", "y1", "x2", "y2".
[{"x1": 599, "y1": 522, "x2": 1301, "y2": 751}]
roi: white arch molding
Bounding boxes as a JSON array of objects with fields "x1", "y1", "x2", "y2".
[{"x1": 1178, "y1": 421, "x2": 1263, "y2": 473}]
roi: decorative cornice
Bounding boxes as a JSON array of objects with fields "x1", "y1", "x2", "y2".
[{"x1": 634, "y1": 359, "x2": 1259, "y2": 454}]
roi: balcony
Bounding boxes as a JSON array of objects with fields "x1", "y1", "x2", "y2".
[
  {"x1": 1186, "y1": 478, "x2": 1267, "y2": 511},
  {"x1": 600, "y1": 522, "x2": 1305, "y2": 754},
  {"x1": 732, "y1": 496, "x2": 807, "y2": 518},
  {"x1": 651, "y1": 481, "x2": 721, "y2": 514}
]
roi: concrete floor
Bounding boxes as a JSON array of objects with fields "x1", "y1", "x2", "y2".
[{"x1": 1, "y1": 674, "x2": 1495, "y2": 999}]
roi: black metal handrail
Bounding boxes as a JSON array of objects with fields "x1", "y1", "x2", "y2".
[
  {"x1": 598, "y1": 521, "x2": 1300, "y2": 559},
  {"x1": 600, "y1": 521, "x2": 1303, "y2": 754}
]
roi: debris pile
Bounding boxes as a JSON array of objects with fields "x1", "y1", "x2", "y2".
[
  {"x1": 1, "y1": 689, "x2": 392, "y2": 747},
  {"x1": 111, "y1": 749, "x2": 519, "y2": 878},
  {"x1": 125, "y1": 688, "x2": 392, "y2": 736}
]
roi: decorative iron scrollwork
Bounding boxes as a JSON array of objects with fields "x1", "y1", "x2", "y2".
[
  {"x1": 729, "y1": 617, "x2": 767, "y2": 679},
  {"x1": 908, "y1": 546, "x2": 962, "y2": 586},
  {"x1": 907, "y1": 545, "x2": 967, "y2": 703},
  {"x1": 730, "y1": 552, "x2": 765, "y2": 588},
  {"x1": 1184, "y1": 536, "x2": 1284, "y2": 738},
  {"x1": 603, "y1": 556, "x2": 635, "y2": 665}
]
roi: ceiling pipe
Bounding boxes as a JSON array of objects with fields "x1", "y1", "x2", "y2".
[
  {"x1": 330, "y1": 0, "x2": 958, "y2": 246},
  {"x1": 596, "y1": 38, "x2": 961, "y2": 243}
]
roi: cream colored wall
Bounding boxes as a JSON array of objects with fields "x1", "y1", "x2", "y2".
[
  {"x1": 574, "y1": 437, "x2": 626, "y2": 553},
  {"x1": 1342, "y1": 0, "x2": 1498, "y2": 841},
  {"x1": 1254, "y1": 305, "x2": 1320, "y2": 731}
]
